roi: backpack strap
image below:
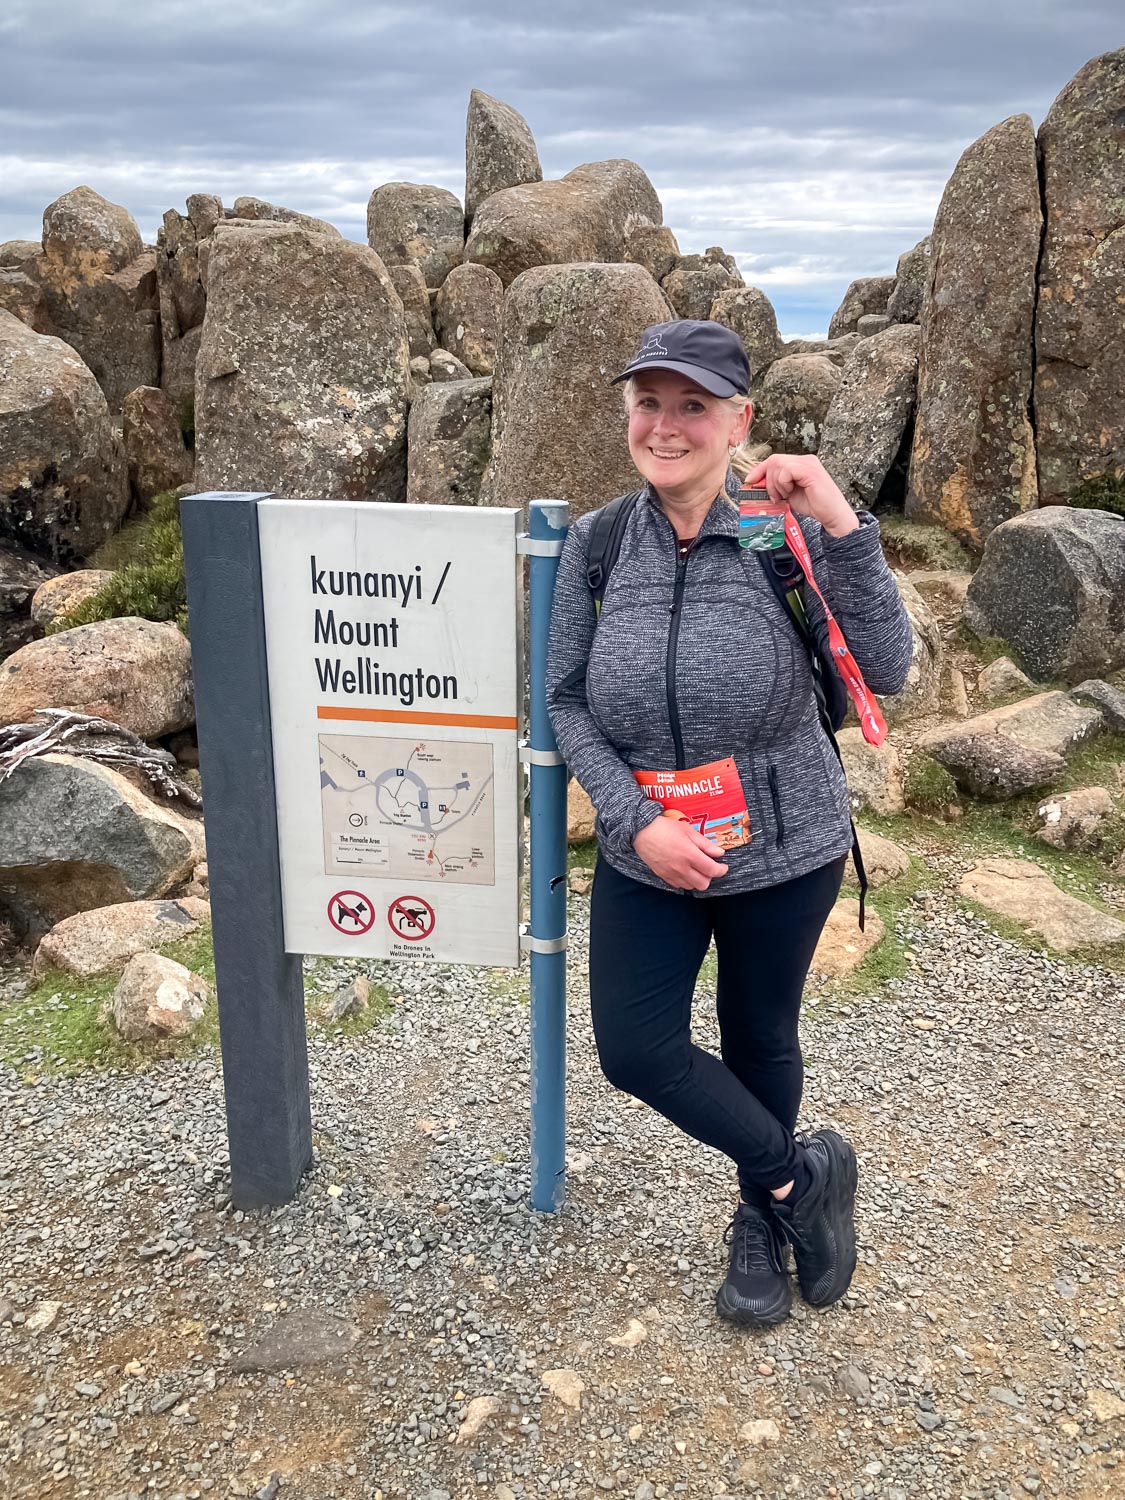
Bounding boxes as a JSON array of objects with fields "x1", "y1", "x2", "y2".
[
  {"x1": 757, "y1": 549, "x2": 870, "y2": 931},
  {"x1": 586, "y1": 491, "x2": 641, "y2": 614}
]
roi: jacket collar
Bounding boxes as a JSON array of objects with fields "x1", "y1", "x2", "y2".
[{"x1": 640, "y1": 467, "x2": 742, "y2": 541}]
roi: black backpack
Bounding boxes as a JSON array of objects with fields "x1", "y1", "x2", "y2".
[{"x1": 584, "y1": 490, "x2": 869, "y2": 922}]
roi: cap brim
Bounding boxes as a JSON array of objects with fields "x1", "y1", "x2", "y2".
[{"x1": 610, "y1": 358, "x2": 744, "y2": 398}]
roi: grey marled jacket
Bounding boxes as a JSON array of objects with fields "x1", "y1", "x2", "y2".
[{"x1": 546, "y1": 475, "x2": 914, "y2": 895}]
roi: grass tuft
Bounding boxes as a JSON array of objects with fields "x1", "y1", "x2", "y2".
[
  {"x1": 49, "y1": 490, "x2": 188, "y2": 635},
  {"x1": 1071, "y1": 473, "x2": 1125, "y2": 518},
  {"x1": 878, "y1": 515, "x2": 975, "y2": 572},
  {"x1": 903, "y1": 754, "x2": 960, "y2": 815}
]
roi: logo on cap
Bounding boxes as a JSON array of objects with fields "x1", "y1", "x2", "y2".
[{"x1": 634, "y1": 330, "x2": 671, "y2": 360}]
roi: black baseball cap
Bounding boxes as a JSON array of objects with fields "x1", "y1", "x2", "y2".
[{"x1": 612, "y1": 320, "x2": 751, "y2": 398}]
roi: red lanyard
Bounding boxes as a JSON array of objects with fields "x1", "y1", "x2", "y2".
[{"x1": 772, "y1": 505, "x2": 888, "y2": 747}]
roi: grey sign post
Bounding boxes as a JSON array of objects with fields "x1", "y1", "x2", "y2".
[{"x1": 180, "y1": 491, "x2": 313, "y2": 1208}]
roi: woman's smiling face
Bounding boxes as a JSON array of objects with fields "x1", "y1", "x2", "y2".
[{"x1": 626, "y1": 370, "x2": 748, "y2": 498}]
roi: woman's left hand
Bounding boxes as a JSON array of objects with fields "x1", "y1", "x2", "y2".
[{"x1": 744, "y1": 454, "x2": 860, "y2": 537}]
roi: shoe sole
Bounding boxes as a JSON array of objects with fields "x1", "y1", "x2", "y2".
[
  {"x1": 715, "y1": 1278, "x2": 792, "y2": 1327},
  {"x1": 802, "y1": 1128, "x2": 858, "y2": 1309}
]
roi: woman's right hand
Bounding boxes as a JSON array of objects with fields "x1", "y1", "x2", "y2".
[{"x1": 633, "y1": 814, "x2": 729, "y2": 891}]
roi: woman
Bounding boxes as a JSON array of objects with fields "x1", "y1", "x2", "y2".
[{"x1": 546, "y1": 319, "x2": 913, "y2": 1327}]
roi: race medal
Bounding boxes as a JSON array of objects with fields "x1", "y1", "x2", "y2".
[
  {"x1": 739, "y1": 487, "x2": 787, "y2": 551},
  {"x1": 634, "y1": 756, "x2": 751, "y2": 850}
]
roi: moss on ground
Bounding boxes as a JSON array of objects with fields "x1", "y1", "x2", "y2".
[
  {"x1": 50, "y1": 490, "x2": 188, "y2": 634},
  {"x1": 903, "y1": 754, "x2": 960, "y2": 815},
  {"x1": 878, "y1": 515, "x2": 974, "y2": 572},
  {"x1": 1, "y1": 926, "x2": 391, "y2": 1077}
]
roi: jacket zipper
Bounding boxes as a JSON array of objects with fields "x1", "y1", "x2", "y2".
[
  {"x1": 667, "y1": 549, "x2": 689, "y2": 770},
  {"x1": 767, "y1": 764, "x2": 786, "y2": 847}
]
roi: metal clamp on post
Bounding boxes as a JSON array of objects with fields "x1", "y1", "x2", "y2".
[
  {"x1": 520, "y1": 924, "x2": 568, "y2": 955},
  {"x1": 519, "y1": 739, "x2": 565, "y2": 767},
  {"x1": 517, "y1": 533, "x2": 566, "y2": 558}
]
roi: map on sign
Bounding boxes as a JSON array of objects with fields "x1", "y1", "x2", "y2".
[{"x1": 319, "y1": 734, "x2": 496, "y2": 885}]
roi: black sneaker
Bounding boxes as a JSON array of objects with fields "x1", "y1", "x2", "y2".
[
  {"x1": 715, "y1": 1201, "x2": 792, "y2": 1327},
  {"x1": 770, "y1": 1128, "x2": 858, "y2": 1308}
]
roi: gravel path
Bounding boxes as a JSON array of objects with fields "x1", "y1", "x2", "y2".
[{"x1": 2, "y1": 863, "x2": 1124, "y2": 1500}]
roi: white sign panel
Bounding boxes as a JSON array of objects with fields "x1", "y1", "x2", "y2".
[{"x1": 258, "y1": 500, "x2": 523, "y2": 966}]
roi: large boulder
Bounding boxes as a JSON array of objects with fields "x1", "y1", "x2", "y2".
[
  {"x1": 434, "y1": 263, "x2": 504, "y2": 376},
  {"x1": 34, "y1": 896, "x2": 211, "y2": 978},
  {"x1": 407, "y1": 378, "x2": 492, "y2": 506},
  {"x1": 886, "y1": 237, "x2": 932, "y2": 324},
  {"x1": 0, "y1": 310, "x2": 128, "y2": 565},
  {"x1": 1034, "y1": 49, "x2": 1125, "y2": 506},
  {"x1": 963, "y1": 507, "x2": 1125, "y2": 682},
  {"x1": 920, "y1": 729, "x2": 1066, "y2": 799},
  {"x1": 878, "y1": 573, "x2": 940, "y2": 724},
  {"x1": 38, "y1": 187, "x2": 159, "y2": 410},
  {"x1": 750, "y1": 354, "x2": 841, "y2": 453},
  {"x1": 837, "y1": 729, "x2": 905, "y2": 815},
  {"x1": 818, "y1": 324, "x2": 919, "y2": 509},
  {"x1": 366, "y1": 183, "x2": 464, "y2": 290},
  {"x1": 230, "y1": 197, "x2": 340, "y2": 235},
  {"x1": 623, "y1": 223, "x2": 680, "y2": 284},
  {"x1": 29, "y1": 569, "x2": 112, "y2": 630},
  {"x1": 709, "y1": 287, "x2": 784, "y2": 378},
  {"x1": 0, "y1": 242, "x2": 46, "y2": 328},
  {"x1": 781, "y1": 334, "x2": 860, "y2": 367},
  {"x1": 0, "y1": 754, "x2": 206, "y2": 931},
  {"x1": 465, "y1": 89, "x2": 543, "y2": 224},
  {"x1": 464, "y1": 160, "x2": 662, "y2": 288},
  {"x1": 827, "y1": 276, "x2": 895, "y2": 338},
  {"x1": 481, "y1": 262, "x2": 672, "y2": 517},
  {"x1": 387, "y1": 263, "x2": 435, "y2": 359},
  {"x1": 906, "y1": 116, "x2": 1041, "y2": 550},
  {"x1": 662, "y1": 254, "x2": 742, "y2": 321},
  {"x1": 121, "y1": 386, "x2": 193, "y2": 504},
  {"x1": 0, "y1": 547, "x2": 56, "y2": 661},
  {"x1": 1034, "y1": 788, "x2": 1116, "y2": 853},
  {"x1": 955, "y1": 691, "x2": 1103, "y2": 758},
  {"x1": 195, "y1": 223, "x2": 411, "y2": 501},
  {"x1": 156, "y1": 195, "x2": 222, "y2": 415},
  {"x1": 0, "y1": 617, "x2": 194, "y2": 738}
]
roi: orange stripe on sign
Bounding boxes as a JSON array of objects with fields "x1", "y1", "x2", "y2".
[{"x1": 317, "y1": 706, "x2": 518, "y2": 729}]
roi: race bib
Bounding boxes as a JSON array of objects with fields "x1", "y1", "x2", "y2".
[{"x1": 634, "y1": 756, "x2": 751, "y2": 850}]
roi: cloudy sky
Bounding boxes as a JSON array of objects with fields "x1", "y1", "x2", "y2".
[{"x1": 2, "y1": 2, "x2": 1120, "y2": 336}]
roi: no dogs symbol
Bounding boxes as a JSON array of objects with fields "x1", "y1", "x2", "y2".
[
  {"x1": 327, "y1": 890, "x2": 376, "y2": 936},
  {"x1": 388, "y1": 895, "x2": 436, "y2": 941}
]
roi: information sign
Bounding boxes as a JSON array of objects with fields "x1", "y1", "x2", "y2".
[{"x1": 258, "y1": 501, "x2": 523, "y2": 966}]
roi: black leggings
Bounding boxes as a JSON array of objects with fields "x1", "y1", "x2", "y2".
[{"x1": 588, "y1": 854, "x2": 846, "y2": 1201}]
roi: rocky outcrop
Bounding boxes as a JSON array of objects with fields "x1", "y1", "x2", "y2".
[
  {"x1": 0, "y1": 617, "x2": 194, "y2": 738},
  {"x1": 230, "y1": 197, "x2": 340, "y2": 235},
  {"x1": 387, "y1": 263, "x2": 435, "y2": 359},
  {"x1": 827, "y1": 276, "x2": 895, "y2": 338},
  {"x1": 435, "y1": 263, "x2": 504, "y2": 376},
  {"x1": 0, "y1": 241, "x2": 46, "y2": 328},
  {"x1": 1034, "y1": 48, "x2": 1125, "y2": 506},
  {"x1": 195, "y1": 223, "x2": 411, "y2": 501},
  {"x1": 709, "y1": 287, "x2": 783, "y2": 378},
  {"x1": 37, "y1": 187, "x2": 159, "y2": 410},
  {"x1": 407, "y1": 378, "x2": 492, "y2": 506},
  {"x1": 29, "y1": 569, "x2": 112, "y2": 630},
  {"x1": 963, "y1": 507, "x2": 1125, "y2": 682},
  {"x1": 112, "y1": 951, "x2": 210, "y2": 1041},
  {"x1": 366, "y1": 183, "x2": 465, "y2": 289},
  {"x1": 121, "y1": 386, "x2": 193, "y2": 504},
  {"x1": 0, "y1": 753, "x2": 205, "y2": 930},
  {"x1": 818, "y1": 324, "x2": 919, "y2": 508},
  {"x1": 465, "y1": 90, "x2": 543, "y2": 224},
  {"x1": 662, "y1": 252, "x2": 742, "y2": 321},
  {"x1": 464, "y1": 160, "x2": 662, "y2": 287},
  {"x1": 960, "y1": 858, "x2": 1125, "y2": 951},
  {"x1": 623, "y1": 223, "x2": 680, "y2": 283},
  {"x1": 0, "y1": 311, "x2": 128, "y2": 565},
  {"x1": 481, "y1": 261, "x2": 672, "y2": 517},
  {"x1": 156, "y1": 195, "x2": 221, "y2": 414},
  {"x1": 34, "y1": 896, "x2": 211, "y2": 978},
  {"x1": 886, "y1": 238, "x2": 931, "y2": 324},
  {"x1": 782, "y1": 335, "x2": 860, "y2": 367},
  {"x1": 907, "y1": 116, "x2": 1041, "y2": 549},
  {"x1": 750, "y1": 354, "x2": 841, "y2": 453}
]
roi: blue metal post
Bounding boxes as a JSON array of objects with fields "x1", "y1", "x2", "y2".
[{"x1": 527, "y1": 499, "x2": 570, "y2": 1213}]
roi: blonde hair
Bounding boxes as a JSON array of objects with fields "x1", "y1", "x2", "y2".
[{"x1": 622, "y1": 377, "x2": 754, "y2": 478}]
